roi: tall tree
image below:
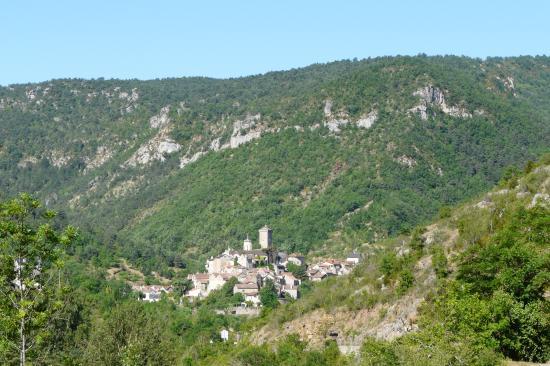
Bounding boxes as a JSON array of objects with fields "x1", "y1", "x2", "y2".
[
  {"x1": 0, "y1": 193, "x2": 76, "y2": 365},
  {"x1": 259, "y1": 279, "x2": 279, "y2": 309}
]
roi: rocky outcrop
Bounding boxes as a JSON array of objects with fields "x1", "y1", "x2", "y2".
[
  {"x1": 118, "y1": 88, "x2": 139, "y2": 114},
  {"x1": 126, "y1": 106, "x2": 183, "y2": 166},
  {"x1": 325, "y1": 118, "x2": 349, "y2": 133},
  {"x1": 325, "y1": 99, "x2": 378, "y2": 131},
  {"x1": 118, "y1": 88, "x2": 139, "y2": 103},
  {"x1": 409, "y1": 86, "x2": 471, "y2": 120},
  {"x1": 210, "y1": 138, "x2": 221, "y2": 151},
  {"x1": 179, "y1": 151, "x2": 206, "y2": 169},
  {"x1": 504, "y1": 76, "x2": 515, "y2": 91},
  {"x1": 252, "y1": 293, "x2": 423, "y2": 350},
  {"x1": 529, "y1": 193, "x2": 549, "y2": 208},
  {"x1": 17, "y1": 156, "x2": 39, "y2": 168},
  {"x1": 323, "y1": 99, "x2": 333, "y2": 117},
  {"x1": 84, "y1": 146, "x2": 113, "y2": 172},
  {"x1": 323, "y1": 99, "x2": 350, "y2": 132},
  {"x1": 356, "y1": 110, "x2": 378, "y2": 129},
  {"x1": 149, "y1": 106, "x2": 170, "y2": 129},
  {"x1": 224, "y1": 113, "x2": 264, "y2": 149},
  {"x1": 49, "y1": 150, "x2": 71, "y2": 168},
  {"x1": 496, "y1": 75, "x2": 517, "y2": 96},
  {"x1": 127, "y1": 135, "x2": 181, "y2": 167},
  {"x1": 108, "y1": 176, "x2": 145, "y2": 199},
  {"x1": 175, "y1": 114, "x2": 268, "y2": 170},
  {"x1": 395, "y1": 155, "x2": 417, "y2": 168}
]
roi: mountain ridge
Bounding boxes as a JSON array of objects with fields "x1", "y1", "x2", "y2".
[{"x1": 1, "y1": 55, "x2": 549, "y2": 272}]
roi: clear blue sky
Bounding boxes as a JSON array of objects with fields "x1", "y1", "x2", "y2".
[{"x1": 2, "y1": 0, "x2": 549, "y2": 85}]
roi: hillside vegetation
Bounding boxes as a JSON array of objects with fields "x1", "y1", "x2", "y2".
[
  {"x1": 0, "y1": 155, "x2": 548, "y2": 364},
  {"x1": 1, "y1": 56, "x2": 549, "y2": 275},
  {"x1": 226, "y1": 155, "x2": 550, "y2": 365}
]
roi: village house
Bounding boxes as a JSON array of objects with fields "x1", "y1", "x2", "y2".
[
  {"x1": 257, "y1": 267, "x2": 277, "y2": 286},
  {"x1": 280, "y1": 271, "x2": 300, "y2": 287},
  {"x1": 308, "y1": 269, "x2": 331, "y2": 282},
  {"x1": 233, "y1": 282, "x2": 261, "y2": 305},
  {"x1": 346, "y1": 252, "x2": 362, "y2": 265},
  {"x1": 312, "y1": 260, "x2": 340, "y2": 276},
  {"x1": 207, "y1": 273, "x2": 233, "y2": 293},
  {"x1": 186, "y1": 273, "x2": 210, "y2": 298},
  {"x1": 205, "y1": 252, "x2": 235, "y2": 273},
  {"x1": 275, "y1": 251, "x2": 288, "y2": 270},
  {"x1": 281, "y1": 284, "x2": 299, "y2": 299},
  {"x1": 238, "y1": 268, "x2": 260, "y2": 286},
  {"x1": 287, "y1": 253, "x2": 305, "y2": 267},
  {"x1": 278, "y1": 271, "x2": 300, "y2": 299},
  {"x1": 132, "y1": 285, "x2": 173, "y2": 302}
]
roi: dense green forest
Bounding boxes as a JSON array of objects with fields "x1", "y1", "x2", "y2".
[
  {"x1": 1, "y1": 155, "x2": 548, "y2": 365},
  {"x1": 1, "y1": 56, "x2": 549, "y2": 274}
]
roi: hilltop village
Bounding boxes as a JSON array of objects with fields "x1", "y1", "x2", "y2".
[{"x1": 133, "y1": 225, "x2": 361, "y2": 306}]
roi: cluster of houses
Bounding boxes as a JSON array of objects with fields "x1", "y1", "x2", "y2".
[
  {"x1": 184, "y1": 226, "x2": 362, "y2": 306},
  {"x1": 131, "y1": 225, "x2": 361, "y2": 305},
  {"x1": 306, "y1": 255, "x2": 360, "y2": 282}
]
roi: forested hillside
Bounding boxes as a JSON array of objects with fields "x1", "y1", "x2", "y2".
[
  {"x1": 1, "y1": 55, "x2": 549, "y2": 273},
  {"x1": 245, "y1": 156, "x2": 550, "y2": 365},
  {"x1": 1, "y1": 153, "x2": 547, "y2": 365}
]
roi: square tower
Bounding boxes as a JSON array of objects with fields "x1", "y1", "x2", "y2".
[{"x1": 259, "y1": 225, "x2": 272, "y2": 249}]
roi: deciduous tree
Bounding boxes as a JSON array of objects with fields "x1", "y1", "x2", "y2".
[{"x1": 0, "y1": 193, "x2": 76, "y2": 365}]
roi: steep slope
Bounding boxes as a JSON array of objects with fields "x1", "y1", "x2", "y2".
[
  {"x1": 1, "y1": 56, "x2": 549, "y2": 271},
  {"x1": 246, "y1": 157, "x2": 550, "y2": 364}
]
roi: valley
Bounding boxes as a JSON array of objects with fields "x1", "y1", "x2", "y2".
[{"x1": 0, "y1": 55, "x2": 549, "y2": 365}]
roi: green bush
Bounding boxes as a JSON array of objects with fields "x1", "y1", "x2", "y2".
[
  {"x1": 397, "y1": 269, "x2": 414, "y2": 295},
  {"x1": 360, "y1": 337, "x2": 399, "y2": 366},
  {"x1": 430, "y1": 246, "x2": 448, "y2": 279}
]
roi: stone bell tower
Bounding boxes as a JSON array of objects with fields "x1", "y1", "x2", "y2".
[
  {"x1": 259, "y1": 225, "x2": 272, "y2": 249},
  {"x1": 243, "y1": 234, "x2": 253, "y2": 251}
]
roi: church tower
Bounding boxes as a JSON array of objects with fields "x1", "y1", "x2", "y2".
[
  {"x1": 243, "y1": 235, "x2": 252, "y2": 251},
  {"x1": 259, "y1": 225, "x2": 272, "y2": 249}
]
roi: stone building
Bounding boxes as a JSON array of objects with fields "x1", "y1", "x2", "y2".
[
  {"x1": 243, "y1": 235, "x2": 253, "y2": 251},
  {"x1": 259, "y1": 225, "x2": 272, "y2": 249},
  {"x1": 233, "y1": 283, "x2": 261, "y2": 305},
  {"x1": 132, "y1": 285, "x2": 173, "y2": 302}
]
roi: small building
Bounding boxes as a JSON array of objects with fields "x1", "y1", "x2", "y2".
[
  {"x1": 233, "y1": 283, "x2": 261, "y2": 306},
  {"x1": 187, "y1": 273, "x2": 210, "y2": 298},
  {"x1": 314, "y1": 261, "x2": 340, "y2": 275},
  {"x1": 281, "y1": 285, "x2": 299, "y2": 299},
  {"x1": 287, "y1": 253, "x2": 305, "y2": 267},
  {"x1": 257, "y1": 267, "x2": 277, "y2": 286},
  {"x1": 132, "y1": 285, "x2": 172, "y2": 302},
  {"x1": 309, "y1": 270, "x2": 333, "y2": 282},
  {"x1": 275, "y1": 251, "x2": 289, "y2": 269},
  {"x1": 346, "y1": 252, "x2": 362, "y2": 265},
  {"x1": 281, "y1": 272, "x2": 300, "y2": 287},
  {"x1": 206, "y1": 253, "x2": 235, "y2": 273},
  {"x1": 337, "y1": 263, "x2": 354, "y2": 276},
  {"x1": 207, "y1": 273, "x2": 228, "y2": 293},
  {"x1": 239, "y1": 269, "x2": 260, "y2": 285},
  {"x1": 220, "y1": 329, "x2": 229, "y2": 342}
]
